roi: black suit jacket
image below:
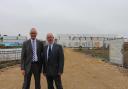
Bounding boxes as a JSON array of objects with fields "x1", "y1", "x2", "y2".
[
  {"x1": 43, "y1": 43, "x2": 64, "y2": 76},
  {"x1": 21, "y1": 39, "x2": 44, "y2": 73}
]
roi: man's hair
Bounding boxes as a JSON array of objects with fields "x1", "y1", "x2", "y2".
[{"x1": 30, "y1": 27, "x2": 38, "y2": 34}]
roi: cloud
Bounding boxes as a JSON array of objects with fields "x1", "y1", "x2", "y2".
[{"x1": 0, "y1": 0, "x2": 128, "y2": 39}]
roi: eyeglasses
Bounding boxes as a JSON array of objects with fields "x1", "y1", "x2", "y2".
[{"x1": 47, "y1": 37, "x2": 54, "y2": 38}]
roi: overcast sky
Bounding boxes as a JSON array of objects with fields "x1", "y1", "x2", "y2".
[{"x1": 0, "y1": 0, "x2": 128, "y2": 39}]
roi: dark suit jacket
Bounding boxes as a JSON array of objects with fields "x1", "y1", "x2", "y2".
[
  {"x1": 43, "y1": 43, "x2": 64, "y2": 76},
  {"x1": 21, "y1": 39, "x2": 44, "y2": 73}
]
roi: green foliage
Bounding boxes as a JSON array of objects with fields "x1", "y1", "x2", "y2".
[{"x1": 74, "y1": 48, "x2": 109, "y2": 61}]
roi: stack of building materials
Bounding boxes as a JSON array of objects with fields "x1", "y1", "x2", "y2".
[{"x1": 109, "y1": 39, "x2": 124, "y2": 66}]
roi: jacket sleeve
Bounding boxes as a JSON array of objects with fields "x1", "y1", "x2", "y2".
[
  {"x1": 40, "y1": 41, "x2": 44, "y2": 65},
  {"x1": 42, "y1": 48, "x2": 46, "y2": 74},
  {"x1": 58, "y1": 45, "x2": 64, "y2": 74},
  {"x1": 21, "y1": 41, "x2": 26, "y2": 70}
]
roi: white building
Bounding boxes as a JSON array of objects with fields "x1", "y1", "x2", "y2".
[{"x1": 56, "y1": 34, "x2": 123, "y2": 48}]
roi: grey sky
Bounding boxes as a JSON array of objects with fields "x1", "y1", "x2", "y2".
[{"x1": 0, "y1": 0, "x2": 128, "y2": 39}]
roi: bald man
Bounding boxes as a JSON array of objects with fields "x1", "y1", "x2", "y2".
[
  {"x1": 21, "y1": 28, "x2": 44, "y2": 89},
  {"x1": 43, "y1": 33, "x2": 64, "y2": 89}
]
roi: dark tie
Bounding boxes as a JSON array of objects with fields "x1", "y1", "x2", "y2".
[{"x1": 48, "y1": 45, "x2": 52, "y2": 60}]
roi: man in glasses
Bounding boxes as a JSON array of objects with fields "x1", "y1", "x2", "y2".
[{"x1": 42, "y1": 33, "x2": 64, "y2": 89}]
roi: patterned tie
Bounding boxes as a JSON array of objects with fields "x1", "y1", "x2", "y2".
[{"x1": 32, "y1": 40, "x2": 36, "y2": 62}]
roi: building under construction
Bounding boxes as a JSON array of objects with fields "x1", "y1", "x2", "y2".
[{"x1": 56, "y1": 34, "x2": 124, "y2": 48}]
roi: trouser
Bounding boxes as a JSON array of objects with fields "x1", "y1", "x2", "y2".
[
  {"x1": 46, "y1": 75, "x2": 63, "y2": 89},
  {"x1": 22, "y1": 63, "x2": 41, "y2": 89}
]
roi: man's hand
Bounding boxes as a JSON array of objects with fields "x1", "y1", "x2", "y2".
[
  {"x1": 43, "y1": 73, "x2": 46, "y2": 76},
  {"x1": 21, "y1": 70, "x2": 25, "y2": 76},
  {"x1": 58, "y1": 73, "x2": 62, "y2": 76}
]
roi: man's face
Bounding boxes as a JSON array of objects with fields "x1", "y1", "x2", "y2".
[
  {"x1": 30, "y1": 30, "x2": 37, "y2": 40},
  {"x1": 47, "y1": 34, "x2": 54, "y2": 44}
]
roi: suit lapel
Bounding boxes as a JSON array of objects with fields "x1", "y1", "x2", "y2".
[
  {"x1": 52, "y1": 43, "x2": 56, "y2": 54},
  {"x1": 29, "y1": 39, "x2": 32, "y2": 52},
  {"x1": 36, "y1": 40, "x2": 39, "y2": 53},
  {"x1": 45, "y1": 45, "x2": 48, "y2": 61}
]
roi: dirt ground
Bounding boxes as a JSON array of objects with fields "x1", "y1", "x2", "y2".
[{"x1": 1, "y1": 48, "x2": 128, "y2": 89}]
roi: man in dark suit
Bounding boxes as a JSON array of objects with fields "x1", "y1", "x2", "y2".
[
  {"x1": 21, "y1": 27, "x2": 44, "y2": 89},
  {"x1": 43, "y1": 33, "x2": 64, "y2": 89}
]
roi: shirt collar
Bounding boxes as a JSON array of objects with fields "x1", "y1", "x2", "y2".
[
  {"x1": 48, "y1": 42, "x2": 54, "y2": 46},
  {"x1": 48, "y1": 43, "x2": 54, "y2": 50},
  {"x1": 31, "y1": 39, "x2": 36, "y2": 42}
]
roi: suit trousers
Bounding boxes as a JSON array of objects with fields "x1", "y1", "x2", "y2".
[
  {"x1": 46, "y1": 75, "x2": 63, "y2": 89},
  {"x1": 22, "y1": 63, "x2": 41, "y2": 89}
]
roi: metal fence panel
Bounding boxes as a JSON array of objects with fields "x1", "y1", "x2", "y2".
[
  {"x1": 0, "y1": 48, "x2": 21, "y2": 61},
  {"x1": 109, "y1": 39, "x2": 124, "y2": 65}
]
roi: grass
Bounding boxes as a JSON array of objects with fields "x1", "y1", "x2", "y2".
[
  {"x1": 74, "y1": 48, "x2": 109, "y2": 61},
  {"x1": 0, "y1": 60, "x2": 20, "y2": 69}
]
